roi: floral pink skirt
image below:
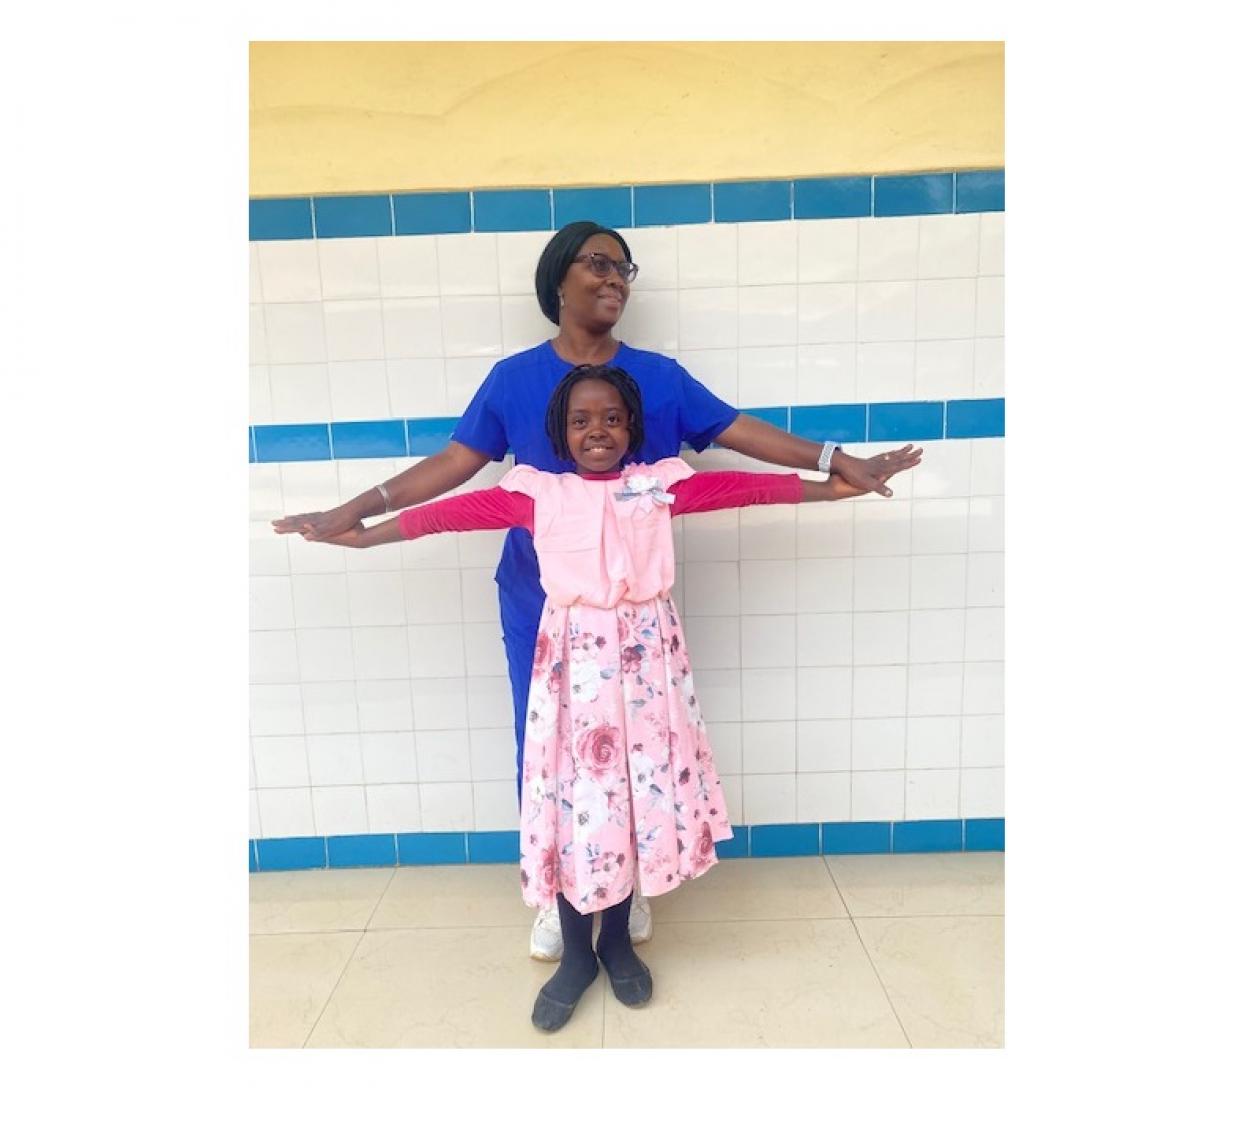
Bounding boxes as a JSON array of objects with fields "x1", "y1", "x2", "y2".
[{"x1": 518, "y1": 593, "x2": 733, "y2": 915}]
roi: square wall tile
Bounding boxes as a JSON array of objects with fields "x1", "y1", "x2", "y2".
[
  {"x1": 909, "y1": 438, "x2": 973, "y2": 498},
  {"x1": 738, "y1": 287, "x2": 797, "y2": 348},
  {"x1": 301, "y1": 681, "x2": 360, "y2": 735},
  {"x1": 739, "y1": 560, "x2": 797, "y2": 614},
  {"x1": 978, "y1": 214, "x2": 1004, "y2": 276},
  {"x1": 675, "y1": 348, "x2": 738, "y2": 409},
  {"x1": 402, "y1": 570, "x2": 462, "y2": 624},
  {"x1": 912, "y1": 499, "x2": 970, "y2": 555},
  {"x1": 737, "y1": 345, "x2": 796, "y2": 407},
  {"x1": 250, "y1": 304, "x2": 268, "y2": 364},
  {"x1": 853, "y1": 501, "x2": 913, "y2": 557},
  {"x1": 686, "y1": 616, "x2": 741, "y2": 671},
  {"x1": 420, "y1": 782, "x2": 475, "y2": 831},
  {"x1": 622, "y1": 225, "x2": 677, "y2": 291},
  {"x1": 435, "y1": 232, "x2": 499, "y2": 296},
  {"x1": 961, "y1": 767, "x2": 1003, "y2": 818},
  {"x1": 796, "y1": 612, "x2": 854, "y2": 668},
  {"x1": 382, "y1": 298, "x2": 443, "y2": 359},
  {"x1": 252, "y1": 735, "x2": 310, "y2": 788},
  {"x1": 307, "y1": 734, "x2": 364, "y2": 787},
  {"x1": 393, "y1": 192, "x2": 472, "y2": 236},
  {"x1": 616, "y1": 289, "x2": 678, "y2": 354},
  {"x1": 678, "y1": 288, "x2": 739, "y2": 350},
  {"x1": 268, "y1": 364, "x2": 332, "y2": 423},
  {"x1": 967, "y1": 553, "x2": 1004, "y2": 608},
  {"x1": 917, "y1": 278, "x2": 977, "y2": 340},
  {"x1": 796, "y1": 558, "x2": 855, "y2": 613},
  {"x1": 250, "y1": 577, "x2": 295, "y2": 633},
  {"x1": 328, "y1": 360, "x2": 390, "y2": 421},
  {"x1": 740, "y1": 614, "x2": 796, "y2": 668},
  {"x1": 264, "y1": 303, "x2": 327, "y2": 365},
  {"x1": 411, "y1": 678, "x2": 469, "y2": 731},
  {"x1": 318, "y1": 237, "x2": 381, "y2": 300},
  {"x1": 852, "y1": 665, "x2": 907, "y2": 718},
  {"x1": 853, "y1": 556, "x2": 911, "y2": 611},
  {"x1": 796, "y1": 773, "x2": 851, "y2": 823},
  {"x1": 796, "y1": 343, "x2": 858, "y2": 405},
  {"x1": 797, "y1": 718, "x2": 852, "y2": 772},
  {"x1": 737, "y1": 220, "x2": 798, "y2": 284},
  {"x1": 970, "y1": 439, "x2": 1005, "y2": 496},
  {"x1": 377, "y1": 235, "x2": 441, "y2": 297},
  {"x1": 440, "y1": 296, "x2": 502, "y2": 357},
  {"x1": 361, "y1": 731, "x2": 418, "y2": 784},
  {"x1": 906, "y1": 717, "x2": 962, "y2": 769},
  {"x1": 964, "y1": 607, "x2": 1004, "y2": 662},
  {"x1": 257, "y1": 239, "x2": 322, "y2": 303},
  {"x1": 355, "y1": 680, "x2": 413, "y2": 733},
  {"x1": 741, "y1": 720, "x2": 796, "y2": 774},
  {"x1": 685, "y1": 561, "x2": 741, "y2": 616},
  {"x1": 707, "y1": 721, "x2": 742, "y2": 777},
  {"x1": 798, "y1": 217, "x2": 860, "y2": 282},
  {"x1": 366, "y1": 784, "x2": 422, "y2": 833},
  {"x1": 852, "y1": 718, "x2": 906, "y2": 771},
  {"x1": 909, "y1": 609, "x2": 966, "y2": 664},
  {"x1": 915, "y1": 340, "x2": 976, "y2": 401},
  {"x1": 678, "y1": 223, "x2": 738, "y2": 287},
  {"x1": 323, "y1": 300, "x2": 385, "y2": 362},
  {"x1": 692, "y1": 668, "x2": 742, "y2": 722},
  {"x1": 469, "y1": 728, "x2": 516, "y2": 782},
  {"x1": 466, "y1": 676, "x2": 515, "y2": 729},
  {"x1": 347, "y1": 571, "x2": 406, "y2": 627},
  {"x1": 386, "y1": 357, "x2": 446, "y2": 418},
  {"x1": 256, "y1": 788, "x2": 317, "y2": 839},
  {"x1": 715, "y1": 180, "x2": 791, "y2": 223},
  {"x1": 295, "y1": 628, "x2": 356, "y2": 682},
  {"x1": 251, "y1": 629, "x2": 300, "y2": 684},
  {"x1": 739, "y1": 505, "x2": 798, "y2": 561},
  {"x1": 973, "y1": 338, "x2": 1004, "y2": 397},
  {"x1": 473, "y1": 780, "x2": 519, "y2": 831},
  {"x1": 797, "y1": 666, "x2": 853, "y2": 720},
  {"x1": 851, "y1": 771, "x2": 905, "y2": 821},
  {"x1": 856, "y1": 341, "x2": 916, "y2": 401},
  {"x1": 741, "y1": 668, "x2": 797, "y2": 722},
  {"x1": 634, "y1": 182, "x2": 712, "y2": 228},
  {"x1": 797, "y1": 283, "x2": 858, "y2": 346},
  {"x1": 858, "y1": 216, "x2": 918, "y2": 281},
  {"x1": 968, "y1": 496, "x2": 1004, "y2": 554},
  {"x1": 292, "y1": 574, "x2": 351, "y2": 629},
  {"x1": 853, "y1": 611, "x2": 909, "y2": 665},
  {"x1": 976, "y1": 276, "x2": 1004, "y2": 336},
  {"x1": 962, "y1": 662, "x2": 1004, "y2": 716},
  {"x1": 910, "y1": 555, "x2": 968, "y2": 610},
  {"x1": 415, "y1": 729, "x2": 472, "y2": 783},
  {"x1": 312, "y1": 785, "x2": 369, "y2": 836},
  {"x1": 961, "y1": 715, "x2": 1004, "y2": 768},
  {"x1": 906, "y1": 663, "x2": 964, "y2": 717},
  {"x1": 250, "y1": 684, "x2": 304, "y2": 738},
  {"x1": 796, "y1": 504, "x2": 855, "y2": 559},
  {"x1": 857, "y1": 281, "x2": 916, "y2": 342},
  {"x1": 917, "y1": 214, "x2": 980, "y2": 280},
  {"x1": 742, "y1": 774, "x2": 797, "y2": 824}
]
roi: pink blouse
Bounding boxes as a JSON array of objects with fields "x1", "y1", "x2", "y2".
[{"x1": 398, "y1": 458, "x2": 803, "y2": 609}]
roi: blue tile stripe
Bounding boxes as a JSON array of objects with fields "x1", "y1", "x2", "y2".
[
  {"x1": 249, "y1": 169, "x2": 1003, "y2": 241},
  {"x1": 251, "y1": 398, "x2": 1003, "y2": 463},
  {"x1": 250, "y1": 820, "x2": 1003, "y2": 871}
]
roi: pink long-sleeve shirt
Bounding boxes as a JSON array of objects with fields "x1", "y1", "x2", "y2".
[{"x1": 398, "y1": 461, "x2": 803, "y2": 609}]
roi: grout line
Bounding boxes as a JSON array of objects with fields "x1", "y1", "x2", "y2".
[{"x1": 299, "y1": 927, "x2": 371, "y2": 1048}]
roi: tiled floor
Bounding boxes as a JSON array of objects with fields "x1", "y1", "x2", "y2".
[{"x1": 249, "y1": 852, "x2": 1003, "y2": 1048}]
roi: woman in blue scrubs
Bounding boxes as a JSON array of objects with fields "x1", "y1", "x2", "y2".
[{"x1": 273, "y1": 221, "x2": 921, "y2": 955}]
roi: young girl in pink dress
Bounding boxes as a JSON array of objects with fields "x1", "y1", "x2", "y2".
[{"x1": 325, "y1": 364, "x2": 918, "y2": 1032}]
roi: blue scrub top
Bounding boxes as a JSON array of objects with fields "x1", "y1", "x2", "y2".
[{"x1": 451, "y1": 340, "x2": 739, "y2": 601}]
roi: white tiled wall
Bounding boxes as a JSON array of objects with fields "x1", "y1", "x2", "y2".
[{"x1": 249, "y1": 214, "x2": 1003, "y2": 838}]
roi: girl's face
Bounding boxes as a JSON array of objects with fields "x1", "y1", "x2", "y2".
[{"x1": 565, "y1": 378, "x2": 632, "y2": 474}]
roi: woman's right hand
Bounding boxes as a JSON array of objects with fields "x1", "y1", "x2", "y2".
[{"x1": 271, "y1": 504, "x2": 362, "y2": 541}]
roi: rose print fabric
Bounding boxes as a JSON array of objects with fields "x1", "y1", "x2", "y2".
[{"x1": 519, "y1": 595, "x2": 731, "y2": 914}]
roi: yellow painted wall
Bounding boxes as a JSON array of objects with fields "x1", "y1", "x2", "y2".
[{"x1": 250, "y1": 41, "x2": 1003, "y2": 198}]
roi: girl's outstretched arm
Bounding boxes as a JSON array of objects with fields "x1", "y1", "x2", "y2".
[{"x1": 322, "y1": 486, "x2": 533, "y2": 548}]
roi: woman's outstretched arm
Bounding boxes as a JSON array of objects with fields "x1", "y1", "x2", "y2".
[
  {"x1": 713, "y1": 414, "x2": 921, "y2": 497},
  {"x1": 271, "y1": 439, "x2": 492, "y2": 541}
]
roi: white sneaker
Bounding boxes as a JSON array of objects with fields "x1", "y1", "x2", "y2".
[
  {"x1": 529, "y1": 903, "x2": 562, "y2": 962},
  {"x1": 629, "y1": 888, "x2": 652, "y2": 945}
]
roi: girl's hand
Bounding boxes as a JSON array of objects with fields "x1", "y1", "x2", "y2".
[
  {"x1": 320, "y1": 522, "x2": 368, "y2": 548},
  {"x1": 833, "y1": 445, "x2": 924, "y2": 497},
  {"x1": 272, "y1": 504, "x2": 361, "y2": 541}
]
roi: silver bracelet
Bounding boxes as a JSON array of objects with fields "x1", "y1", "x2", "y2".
[
  {"x1": 375, "y1": 483, "x2": 391, "y2": 513},
  {"x1": 817, "y1": 440, "x2": 841, "y2": 474}
]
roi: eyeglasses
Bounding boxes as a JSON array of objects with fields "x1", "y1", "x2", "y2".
[{"x1": 572, "y1": 251, "x2": 639, "y2": 283}]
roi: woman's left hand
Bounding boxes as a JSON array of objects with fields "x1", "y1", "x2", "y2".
[{"x1": 833, "y1": 445, "x2": 923, "y2": 497}]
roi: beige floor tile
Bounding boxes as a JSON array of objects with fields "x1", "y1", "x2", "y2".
[
  {"x1": 305, "y1": 926, "x2": 604, "y2": 1047},
  {"x1": 856, "y1": 915, "x2": 1004, "y2": 1048},
  {"x1": 824, "y1": 852, "x2": 1004, "y2": 917},
  {"x1": 250, "y1": 931, "x2": 363, "y2": 1048},
  {"x1": 249, "y1": 868, "x2": 396, "y2": 935},
  {"x1": 649, "y1": 857, "x2": 849, "y2": 923},
  {"x1": 367, "y1": 863, "x2": 535, "y2": 930},
  {"x1": 602, "y1": 919, "x2": 908, "y2": 1047}
]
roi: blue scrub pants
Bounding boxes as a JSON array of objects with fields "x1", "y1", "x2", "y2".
[{"x1": 498, "y1": 580, "x2": 546, "y2": 804}]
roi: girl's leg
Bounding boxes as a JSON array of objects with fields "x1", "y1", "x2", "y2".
[
  {"x1": 531, "y1": 893, "x2": 600, "y2": 1032},
  {"x1": 596, "y1": 893, "x2": 653, "y2": 1006}
]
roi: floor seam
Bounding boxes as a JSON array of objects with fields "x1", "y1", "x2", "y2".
[{"x1": 298, "y1": 929, "x2": 370, "y2": 1049}]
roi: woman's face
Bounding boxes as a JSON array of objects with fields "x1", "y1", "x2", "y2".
[
  {"x1": 565, "y1": 378, "x2": 633, "y2": 474},
  {"x1": 558, "y1": 233, "x2": 632, "y2": 330}
]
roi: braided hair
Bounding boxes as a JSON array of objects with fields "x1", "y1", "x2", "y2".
[{"x1": 544, "y1": 364, "x2": 646, "y2": 465}]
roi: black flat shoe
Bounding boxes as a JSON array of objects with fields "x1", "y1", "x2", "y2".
[
  {"x1": 531, "y1": 963, "x2": 599, "y2": 1032},
  {"x1": 597, "y1": 950, "x2": 653, "y2": 1007}
]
